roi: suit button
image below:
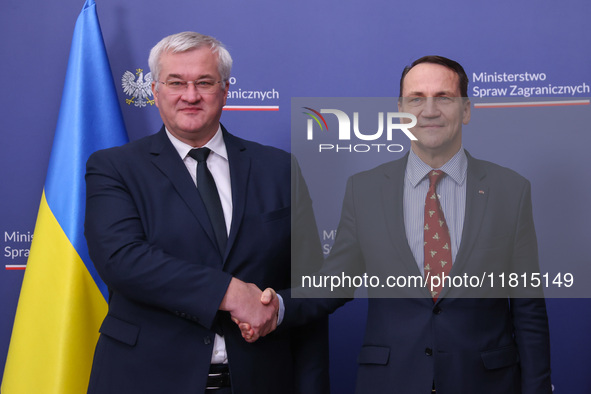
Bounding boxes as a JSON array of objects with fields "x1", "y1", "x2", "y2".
[
  {"x1": 204, "y1": 336, "x2": 212, "y2": 345},
  {"x1": 425, "y1": 348, "x2": 433, "y2": 356},
  {"x1": 433, "y1": 306, "x2": 442, "y2": 314}
]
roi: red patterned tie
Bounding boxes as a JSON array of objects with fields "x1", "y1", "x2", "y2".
[{"x1": 424, "y1": 170, "x2": 452, "y2": 301}]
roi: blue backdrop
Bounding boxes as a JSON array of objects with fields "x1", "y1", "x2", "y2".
[{"x1": 1, "y1": 0, "x2": 590, "y2": 392}]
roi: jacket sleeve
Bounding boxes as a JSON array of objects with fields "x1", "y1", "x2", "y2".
[
  {"x1": 509, "y1": 180, "x2": 552, "y2": 393},
  {"x1": 281, "y1": 169, "x2": 357, "y2": 329}
]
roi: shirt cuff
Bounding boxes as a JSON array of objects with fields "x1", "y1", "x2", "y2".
[{"x1": 276, "y1": 293, "x2": 285, "y2": 326}]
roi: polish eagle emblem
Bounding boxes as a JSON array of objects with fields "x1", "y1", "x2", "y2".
[{"x1": 122, "y1": 68, "x2": 154, "y2": 107}]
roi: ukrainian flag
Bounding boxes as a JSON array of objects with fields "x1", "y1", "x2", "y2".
[{"x1": 2, "y1": 0, "x2": 128, "y2": 392}]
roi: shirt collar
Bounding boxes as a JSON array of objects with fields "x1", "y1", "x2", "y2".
[
  {"x1": 406, "y1": 147, "x2": 468, "y2": 187},
  {"x1": 165, "y1": 126, "x2": 228, "y2": 161}
]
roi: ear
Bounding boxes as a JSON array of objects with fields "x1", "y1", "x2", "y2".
[
  {"x1": 152, "y1": 81, "x2": 160, "y2": 108},
  {"x1": 462, "y1": 98, "x2": 471, "y2": 125},
  {"x1": 222, "y1": 80, "x2": 230, "y2": 106}
]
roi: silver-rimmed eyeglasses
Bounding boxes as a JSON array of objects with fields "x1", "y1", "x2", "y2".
[{"x1": 158, "y1": 78, "x2": 224, "y2": 94}]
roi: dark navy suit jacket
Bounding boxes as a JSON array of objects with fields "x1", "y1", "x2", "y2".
[
  {"x1": 85, "y1": 126, "x2": 328, "y2": 394},
  {"x1": 283, "y1": 151, "x2": 552, "y2": 394}
]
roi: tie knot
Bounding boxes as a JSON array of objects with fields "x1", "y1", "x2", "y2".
[
  {"x1": 189, "y1": 147, "x2": 211, "y2": 163},
  {"x1": 428, "y1": 170, "x2": 445, "y2": 187}
]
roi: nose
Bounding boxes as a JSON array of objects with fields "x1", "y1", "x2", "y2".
[
  {"x1": 421, "y1": 97, "x2": 440, "y2": 117},
  {"x1": 181, "y1": 82, "x2": 202, "y2": 102}
]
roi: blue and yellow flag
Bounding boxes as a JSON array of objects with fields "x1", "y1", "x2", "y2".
[{"x1": 2, "y1": 0, "x2": 128, "y2": 392}]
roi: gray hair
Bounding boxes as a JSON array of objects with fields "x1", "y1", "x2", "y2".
[{"x1": 148, "y1": 31, "x2": 233, "y2": 86}]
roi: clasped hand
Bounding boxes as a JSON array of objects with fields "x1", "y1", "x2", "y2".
[{"x1": 219, "y1": 278, "x2": 278, "y2": 343}]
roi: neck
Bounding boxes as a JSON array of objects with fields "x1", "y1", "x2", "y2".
[
  {"x1": 167, "y1": 125, "x2": 219, "y2": 148},
  {"x1": 411, "y1": 145, "x2": 461, "y2": 169}
]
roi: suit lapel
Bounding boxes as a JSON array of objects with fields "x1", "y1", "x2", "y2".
[
  {"x1": 382, "y1": 155, "x2": 431, "y2": 298},
  {"x1": 148, "y1": 127, "x2": 220, "y2": 253},
  {"x1": 439, "y1": 152, "x2": 489, "y2": 299},
  {"x1": 222, "y1": 126, "x2": 250, "y2": 262}
]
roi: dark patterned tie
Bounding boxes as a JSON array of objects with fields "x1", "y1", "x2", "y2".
[
  {"x1": 424, "y1": 170, "x2": 452, "y2": 301},
  {"x1": 188, "y1": 148, "x2": 227, "y2": 254}
]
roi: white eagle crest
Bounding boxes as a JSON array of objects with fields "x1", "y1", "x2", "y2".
[{"x1": 122, "y1": 68, "x2": 154, "y2": 107}]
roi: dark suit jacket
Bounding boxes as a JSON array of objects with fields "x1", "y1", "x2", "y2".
[
  {"x1": 284, "y1": 151, "x2": 551, "y2": 394},
  {"x1": 84, "y1": 125, "x2": 328, "y2": 394}
]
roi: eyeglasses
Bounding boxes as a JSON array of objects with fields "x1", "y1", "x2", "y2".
[
  {"x1": 158, "y1": 78, "x2": 224, "y2": 94},
  {"x1": 400, "y1": 96, "x2": 462, "y2": 108}
]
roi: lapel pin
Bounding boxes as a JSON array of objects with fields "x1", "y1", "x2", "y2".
[{"x1": 478, "y1": 190, "x2": 485, "y2": 195}]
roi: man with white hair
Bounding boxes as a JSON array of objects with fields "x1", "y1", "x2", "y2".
[{"x1": 85, "y1": 31, "x2": 328, "y2": 394}]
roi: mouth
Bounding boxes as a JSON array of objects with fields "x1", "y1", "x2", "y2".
[
  {"x1": 418, "y1": 124, "x2": 444, "y2": 130},
  {"x1": 179, "y1": 107, "x2": 203, "y2": 114}
]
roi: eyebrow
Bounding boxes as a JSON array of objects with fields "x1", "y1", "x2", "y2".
[
  {"x1": 404, "y1": 90, "x2": 457, "y2": 97},
  {"x1": 165, "y1": 73, "x2": 216, "y2": 80}
]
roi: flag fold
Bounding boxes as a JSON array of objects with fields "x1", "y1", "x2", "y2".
[{"x1": 2, "y1": 0, "x2": 128, "y2": 392}]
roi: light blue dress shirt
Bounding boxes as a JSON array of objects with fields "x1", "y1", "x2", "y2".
[{"x1": 403, "y1": 148, "x2": 468, "y2": 276}]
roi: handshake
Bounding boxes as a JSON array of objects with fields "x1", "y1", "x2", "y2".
[{"x1": 219, "y1": 277, "x2": 279, "y2": 343}]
